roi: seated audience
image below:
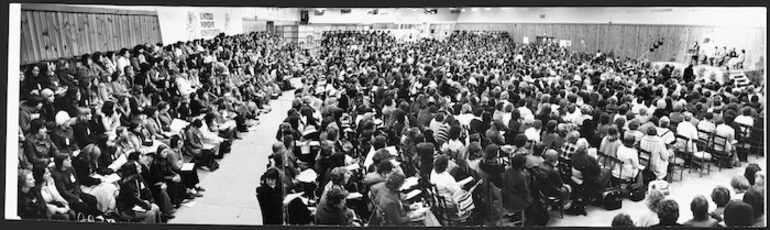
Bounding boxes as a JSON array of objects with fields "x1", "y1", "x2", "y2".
[{"x1": 683, "y1": 195, "x2": 720, "y2": 227}]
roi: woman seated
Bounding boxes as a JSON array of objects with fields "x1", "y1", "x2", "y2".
[
  {"x1": 153, "y1": 145, "x2": 200, "y2": 209},
  {"x1": 502, "y1": 154, "x2": 532, "y2": 214},
  {"x1": 315, "y1": 187, "x2": 360, "y2": 226},
  {"x1": 115, "y1": 160, "x2": 160, "y2": 223},
  {"x1": 33, "y1": 163, "x2": 74, "y2": 220},
  {"x1": 18, "y1": 169, "x2": 49, "y2": 220},
  {"x1": 430, "y1": 155, "x2": 462, "y2": 208},
  {"x1": 184, "y1": 119, "x2": 216, "y2": 170},
  {"x1": 23, "y1": 119, "x2": 61, "y2": 166},
  {"x1": 639, "y1": 127, "x2": 670, "y2": 180},
  {"x1": 683, "y1": 195, "x2": 720, "y2": 227},
  {"x1": 570, "y1": 143, "x2": 611, "y2": 203},
  {"x1": 50, "y1": 154, "x2": 102, "y2": 217},
  {"x1": 166, "y1": 135, "x2": 205, "y2": 196},
  {"x1": 374, "y1": 173, "x2": 441, "y2": 226}
]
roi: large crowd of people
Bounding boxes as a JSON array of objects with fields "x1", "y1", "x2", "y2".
[
  {"x1": 18, "y1": 32, "x2": 302, "y2": 223},
  {"x1": 17, "y1": 28, "x2": 765, "y2": 227},
  {"x1": 258, "y1": 30, "x2": 765, "y2": 227}
]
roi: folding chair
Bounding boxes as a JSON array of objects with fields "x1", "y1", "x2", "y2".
[
  {"x1": 735, "y1": 123, "x2": 753, "y2": 162},
  {"x1": 668, "y1": 134, "x2": 690, "y2": 183},
  {"x1": 709, "y1": 133, "x2": 734, "y2": 171},
  {"x1": 689, "y1": 138, "x2": 712, "y2": 177},
  {"x1": 749, "y1": 126, "x2": 764, "y2": 159}
]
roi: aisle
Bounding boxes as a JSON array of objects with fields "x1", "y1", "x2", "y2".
[{"x1": 168, "y1": 90, "x2": 296, "y2": 225}]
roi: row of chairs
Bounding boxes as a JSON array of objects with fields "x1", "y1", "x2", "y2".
[{"x1": 597, "y1": 122, "x2": 764, "y2": 187}]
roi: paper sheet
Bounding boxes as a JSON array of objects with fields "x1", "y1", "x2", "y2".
[
  {"x1": 458, "y1": 177, "x2": 474, "y2": 187},
  {"x1": 345, "y1": 163, "x2": 360, "y2": 171},
  {"x1": 346, "y1": 192, "x2": 363, "y2": 199},
  {"x1": 404, "y1": 190, "x2": 422, "y2": 200},
  {"x1": 296, "y1": 169, "x2": 318, "y2": 183},
  {"x1": 132, "y1": 205, "x2": 145, "y2": 211},
  {"x1": 108, "y1": 154, "x2": 127, "y2": 172},
  {"x1": 181, "y1": 163, "x2": 195, "y2": 171},
  {"x1": 169, "y1": 119, "x2": 189, "y2": 133},
  {"x1": 385, "y1": 146, "x2": 398, "y2": 156},
  {"x1": 283, "y1": 192, "x2": 304, "y2": 205},
  {"x1": 401, "y1": 177, "x2": 419, "y2": 191}
]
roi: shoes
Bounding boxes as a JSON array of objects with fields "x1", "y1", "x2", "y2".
[
  {"x1": 188, "y1": 190, "x2": 204, "y2": 197},
  {"x1": 195, "y1": 186, "x2": 206, "y2": 192}
]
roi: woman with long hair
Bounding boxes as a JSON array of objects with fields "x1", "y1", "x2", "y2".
[
  {"x1": 115, "y1": 160, "x2": 160, "y2": 223},
  {"x1": 33, "y1": 164, "x2": 75, "y2": 220}
]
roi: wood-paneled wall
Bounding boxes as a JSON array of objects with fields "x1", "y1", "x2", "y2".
[
  {"x1": 20, "y1": 4, "x2": 163, "y2": 65},
  {"x1": 454, "y1": 23, "x2": 766, "y2": 70}
]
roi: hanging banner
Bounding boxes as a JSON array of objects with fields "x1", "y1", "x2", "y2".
[{"x1": 157, "y1": 7, "x2": 242, "y2": 44}]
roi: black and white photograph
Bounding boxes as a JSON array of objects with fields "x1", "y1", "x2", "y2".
[{"x1": 4, "y1": 2, "x2": 767, "y2": 228}]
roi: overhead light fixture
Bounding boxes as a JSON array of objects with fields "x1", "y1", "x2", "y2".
[
  {"x1": 484, "y1": 8, "x2": 491, "y2": 11},
  {"x1": 461, "y1": 9, "x2": 466, "y2": 12},
  {"x1": 471, "y1": 8, "x2": 479, "y2": 11}
]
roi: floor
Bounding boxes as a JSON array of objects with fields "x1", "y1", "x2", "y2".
[
  {"x1": 167, "y1": 90, "x2": 296, "y2": 225},
  {"x1": 168, "y1": 89, "x2": 766, "y2": 226}
]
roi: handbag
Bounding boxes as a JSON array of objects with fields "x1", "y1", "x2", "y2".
[
  {"x1": 648, "y1": 179, "x2": 670, "y2": 195},
  {"x1": 452, "y1": 189, "x2": 475, "y2": 217}
]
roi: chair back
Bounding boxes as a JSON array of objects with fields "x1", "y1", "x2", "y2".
[
  {"x1": 636, "y1": 147, "x2": 652, "y2": 169},
  {"x1": 711, "y1": 133, "x2": 730, "y2": 153},
  {"x1": 697, "y1": 128, "x2": 713, "y2": 144}
]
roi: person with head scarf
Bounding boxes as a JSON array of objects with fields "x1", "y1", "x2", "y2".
[{"x1": 535, "y1": 149, "x2": 572, "y2": 209}]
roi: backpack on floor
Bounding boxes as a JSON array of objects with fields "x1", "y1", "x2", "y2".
[
  {"x1": 627, "y1": 183, "x2": 647, "y2": 202},
  {"x1": 601, "y1": 188, "x2": 623, "y2": 210}
]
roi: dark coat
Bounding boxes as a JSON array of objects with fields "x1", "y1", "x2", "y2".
[
  {"x1": 256, "y1": 184, "x2": 284, "y2": 224},
  {"x1": 502, "y1": 167, "x2": 532, "y2": 212},
  {"x1": 535, "y1": 162, "x2": 565, "y2": 198},
  {"x1": 116, "y1": 174, "x2": 154, "y2": 212},
  {"x1": 18, "y1": 187, "x2": 49, "y2": 220},
  {"x1": 50, "y1": 167, "x2": 82, "y2": 201}
]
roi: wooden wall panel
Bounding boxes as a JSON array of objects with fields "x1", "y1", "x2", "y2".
[
  {"x1": 454, "y1": 23, "x2": 766, "y2": 70},
  {"x1": 20, "y1": 7, "x2": 162, "y2": 65}
]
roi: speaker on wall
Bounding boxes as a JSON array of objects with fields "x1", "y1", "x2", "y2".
[{"x1": 300, "y1": 10, "x2": 309, "y2": 25}]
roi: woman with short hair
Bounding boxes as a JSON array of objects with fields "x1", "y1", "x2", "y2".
[{"x1": 683, "y1": 195, "x2": 720, "y2": 227}]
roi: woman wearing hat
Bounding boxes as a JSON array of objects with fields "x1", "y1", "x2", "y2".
[
  {"x1": 49, "y1": 111, "x2": 79, "y2": 156},
  {"x1": 639, "y1": 126, "x2": 670, "y2": 180}
]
